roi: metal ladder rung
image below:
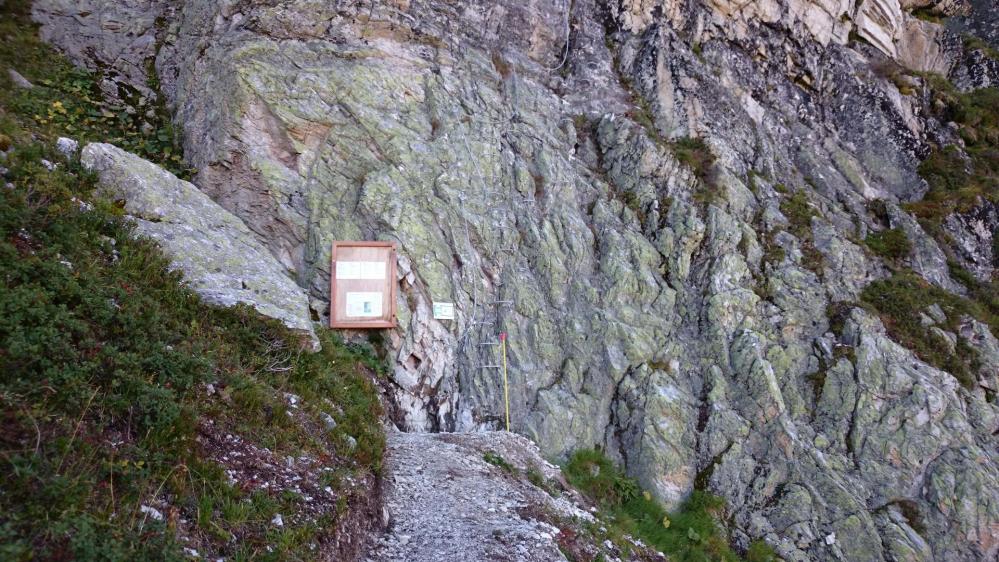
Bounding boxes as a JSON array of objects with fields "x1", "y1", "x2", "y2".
[
  {"x1": 471, "y1": 320, "x2": 494, "y2": 325},
  {"x1": 480, "y1": 365, "x2": 502, "y2": 369},
  {"x1": 478, "y1": 341, "x2": 500, "y2": 346}
]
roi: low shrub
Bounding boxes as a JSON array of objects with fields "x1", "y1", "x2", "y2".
[
  {"x1": 671, "y1": 137, "x2": 717, "y2": 184},
  {"x1": 0, "y1": 106, "x2": 383, "y2": 562}
]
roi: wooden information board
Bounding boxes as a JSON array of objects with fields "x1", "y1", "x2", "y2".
[{"x1": 329, "y1": 241, "x2": 397, "y2": 329}]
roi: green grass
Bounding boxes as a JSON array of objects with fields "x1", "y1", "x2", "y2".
[
  {"x1": 525, "y1": 467, "x2": 560, "y2": 497},
  {"x1": 563, "y1": 450, "x2": 777, "y2": 562},
  {"x1": 778, "y1": 189, "x2": 824, "y2": 274},
  {"x1": 906, "y1": 77, "x2": 999, "y2": 226},
  {"x1": 962, "y1": 34, "x2": 999, "y2": 62},
  {"x1": 864, "y1": 228, "x2": 912, "y2": 262},
  {"x1": 875, "y1": 74, "x2": 999, "y2": 391},
  {"x1": 947, "y1": 262, "x2": 999, "y2": 333},
  {"x1": 871, "y1": 60, "x2": 917, "y2": 96},
  {"x1": 483, "y1": 451, "x2": 514, "y2": 472},
  {"x1": 910, "y1": 7, "x2": 943, "y2": 24},
  {"x1": 746, "y1": 540, "x2": 780, "y2": 562},
  {"x1": 859, "y1": 270, "x2": 999, "y2": 389},
  {"x1": 780, "y1": 190, "x2": 816, "y2": 239}
]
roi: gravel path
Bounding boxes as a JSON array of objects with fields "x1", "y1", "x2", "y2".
[{"x1": 364, "y1": 431, "x2": 587, "y2": 562}]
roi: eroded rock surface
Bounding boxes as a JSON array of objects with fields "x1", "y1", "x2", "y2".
[{"x1": 40, "y1": 1, "x2": 999, "y2": 560}]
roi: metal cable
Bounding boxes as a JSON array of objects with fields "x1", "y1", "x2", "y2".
[{"x1": 546, "y1": 0, "x2": 571, "y2": 72}]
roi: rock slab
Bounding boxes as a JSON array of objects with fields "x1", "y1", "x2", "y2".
[{"x1": 80, "y1": 143, "x2": 318, "y2": 348}]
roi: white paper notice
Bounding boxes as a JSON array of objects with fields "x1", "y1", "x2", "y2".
[
  {"x1": 336, "y1": 261, "x2": 386, "y2": 280},
  {"x1": 360, "y1": 261, "x2": 386, "y2": 280},
  {"x1": 345, "y1": 292, "x2": 383, "y2": 318},
  {"x1": 336, "y1": 261, "x2": 361, "y2": 280},
  {"x1": 432, "y1": 302, "x2": 455, "y2": 320}
]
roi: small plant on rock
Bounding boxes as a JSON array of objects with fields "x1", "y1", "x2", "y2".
[
  {"x1": 483, "y1": 451, "x2": 514, "y2": 472},
  {"x1": 865, "y1": 228, "x2": 912, "y2": 263},
  {"x1": 671, "y1": 136, "x2": 717, "y2": 184}
]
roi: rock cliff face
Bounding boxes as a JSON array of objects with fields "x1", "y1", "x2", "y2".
[{"x1": 32, "y1": 0, "x2": 998, "y2": 560}]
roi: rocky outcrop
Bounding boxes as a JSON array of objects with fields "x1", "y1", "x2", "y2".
[
  {"x1": 613, "y1": 0, "x2": 967, "y2": 74},
  {"x1": 948, "y1": 0, "x2": 999, "y2": 48},
  {"x1": 32, "y1": 0, "x2": 168, "y2": 101},
  {"x1": 8, "y1": 68, "x2": 33, "y2": 89},
  {"x1": 944, "y1": 200, "x2": 999, "y2": 282},
  {"x1": 80, "y1": 142, "x2": 318, "y2": 347},
  {"x1": 38, "y1": 1, "x2": 999, "y2": 560}
]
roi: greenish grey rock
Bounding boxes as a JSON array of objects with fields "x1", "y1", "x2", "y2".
[
  {"x1": 874, "y1": 507, "x2": 934, "y2": 562},
  {"x1": 885, "y1": 202, "x2": 966, "y2": 294}
]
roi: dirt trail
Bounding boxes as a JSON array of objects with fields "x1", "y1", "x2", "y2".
[{"x1": 364, "y1": 431, "x2": 589, "y2": 562}]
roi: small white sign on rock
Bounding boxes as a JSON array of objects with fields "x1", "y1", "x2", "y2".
[{"x1": 433, "y1": 302, "x2": 455, "y2": 320}]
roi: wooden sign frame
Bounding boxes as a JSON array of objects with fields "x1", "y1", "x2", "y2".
[{"x1": 329, "y1": 241, "x2": 397, "y2": 329}]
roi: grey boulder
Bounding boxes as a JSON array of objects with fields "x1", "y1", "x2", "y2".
[{"x1": 80, "y1": 143, "x2": 319, "y2": 349}]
